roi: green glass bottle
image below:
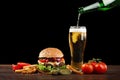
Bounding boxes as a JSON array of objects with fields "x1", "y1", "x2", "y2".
[{"x1": 78, "y1": 0, "x2": 120, "y2": 14}]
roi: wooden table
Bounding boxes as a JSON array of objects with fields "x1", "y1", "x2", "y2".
[{"x1": 0, "y1": 65, "x2": 120, "y2": 80}]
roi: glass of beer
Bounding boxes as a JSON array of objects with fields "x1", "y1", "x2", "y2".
[{"x1": 69, "y1": 26, "x2": 87, "y2": 71}]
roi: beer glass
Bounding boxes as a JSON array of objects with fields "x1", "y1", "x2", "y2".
[{"x1": 69, "y1": 26, "x2": 87, "y2": 71}]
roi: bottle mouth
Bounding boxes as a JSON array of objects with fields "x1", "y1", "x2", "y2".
[{"x1": 78, "y1": 7, "x2": 84, "y2": 13}]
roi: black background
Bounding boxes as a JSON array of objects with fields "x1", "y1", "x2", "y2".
[{"x1": 1, "y1": 0, "x2": 120, "y2": 65}]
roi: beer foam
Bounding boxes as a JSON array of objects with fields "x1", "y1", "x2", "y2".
[{"x1": 69, "y1": 26, "x2": 87, "y2": 32}]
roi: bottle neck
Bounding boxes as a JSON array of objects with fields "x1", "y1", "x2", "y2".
[{"x1": 78, "y1": 2, "x2": 101, "y2": 14}]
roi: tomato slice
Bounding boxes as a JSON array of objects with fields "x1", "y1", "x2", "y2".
[{"x1": 39, "y1": 59, "x2": 48, "y2": 63}]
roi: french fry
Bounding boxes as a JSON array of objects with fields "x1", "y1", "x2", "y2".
[
  {"x1": 66, "y1": 65, "x2": 83, "y2": 75},
  {"x1": 14, "y1": 65, "x2": 38, "y2": 74},
  {"x1": 15, "y1": 69, "x2": 23, "y2": 73}
]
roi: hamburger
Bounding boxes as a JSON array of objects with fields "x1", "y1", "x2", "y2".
[{"x1": 37, "y1": 47, "x2": 66, "y2": 71}]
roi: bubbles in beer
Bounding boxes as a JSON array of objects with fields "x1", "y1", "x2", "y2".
[
  {"x1": 72, "y1": 33, "x2": 80, "y2": 43},
  {"x1": 69, "y1": 26, "x2": 87, "y2": 43}
]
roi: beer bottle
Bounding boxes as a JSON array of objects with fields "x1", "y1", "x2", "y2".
[{"x1": 78, "y1": 0, "x2": 120, "y2": 14}]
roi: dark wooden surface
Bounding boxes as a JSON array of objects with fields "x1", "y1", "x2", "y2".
[{"x1": 0, "y1": 65, "x2": 120, "y2": 80}]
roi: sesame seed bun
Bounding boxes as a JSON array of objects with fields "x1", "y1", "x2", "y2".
[{"x1": 38, "y1": 47, "x2": 64, "y2": 58}]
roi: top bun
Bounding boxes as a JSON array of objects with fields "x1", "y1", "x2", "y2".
[{"x1": 39, "y1": 47, "x2": 64, "y2": 58}]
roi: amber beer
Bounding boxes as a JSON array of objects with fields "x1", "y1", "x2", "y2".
[{"x1": 69, "y1": 26, "x2": 87, "y2": 70}]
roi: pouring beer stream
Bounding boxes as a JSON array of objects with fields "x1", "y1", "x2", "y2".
[{"x1": 76, "y1": 13, "x2": 81, "y2": 28}]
